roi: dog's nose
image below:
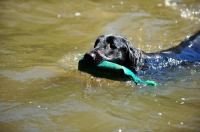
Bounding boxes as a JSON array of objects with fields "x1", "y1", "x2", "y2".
[{"x1": 84, "y1": 52, "x2": 96, "y2": 61}]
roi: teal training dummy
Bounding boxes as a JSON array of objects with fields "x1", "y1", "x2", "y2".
[{"x1": 78, "y1": 58, "x2": 156, "y2": 87}]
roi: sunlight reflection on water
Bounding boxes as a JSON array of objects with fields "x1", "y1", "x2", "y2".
[{"x1": 0, "y1": 0, "x2": 200, "y2": 131}]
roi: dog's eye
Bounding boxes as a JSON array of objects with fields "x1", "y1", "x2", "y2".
[{"x1": 110, "y1": 43, "x2": 117, "y2": 49}]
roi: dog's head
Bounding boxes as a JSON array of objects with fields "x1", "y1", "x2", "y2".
[{"x1": 84, "y1": 34, "x2": 144, "y2": 73}]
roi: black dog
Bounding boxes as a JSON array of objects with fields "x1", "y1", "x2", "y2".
[{"x1": 84, "y1": 31, "x2": 200, "y2": 74}]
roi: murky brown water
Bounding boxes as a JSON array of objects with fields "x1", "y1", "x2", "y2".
[{"x1": 0, "y1": 0, "x2": 200, "y2": 131}]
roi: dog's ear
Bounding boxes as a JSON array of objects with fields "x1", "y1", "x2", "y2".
[
  {"x1": 94, "y1": 35, "x2": 105, "y2": 48},
  {"x1": 126, "y1": 46, "x2": 143, "y2": 73}
]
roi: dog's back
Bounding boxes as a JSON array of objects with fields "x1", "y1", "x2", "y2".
[{"x1": 160, "y1": 31, "x2": 200, "y2": 62}]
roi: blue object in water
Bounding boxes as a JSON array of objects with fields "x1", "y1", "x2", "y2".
[{"x1": 78, "y1": 58, "x2": 156, "y2": 87}]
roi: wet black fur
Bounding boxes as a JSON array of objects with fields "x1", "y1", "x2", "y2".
[{"x1": 84, "y1": 31, "x2": 200, "y2": 74}]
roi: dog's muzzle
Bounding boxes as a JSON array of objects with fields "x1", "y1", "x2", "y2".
[{"x1": 84, "y1": 51, "x2": 104, "y2": 66}]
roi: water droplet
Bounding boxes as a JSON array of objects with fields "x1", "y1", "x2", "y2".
[
  {"x1": 75, "y1": 12, "x2": 81, "y2": 16},
  {"x1": 181, "y1": 98, "x2": 185, "y2": 100},
  {"x1": 157, "y1": 3, "x2": 162, "y2": 7},
  {"x1": 57, "y1": 14, "x2": 61, "y2": 18},
  {"x1": 172, "y1": 2, "x2": 177, "y2": 6},
  {"x1": 180, "y1": 122, "x2": 184, "y2": 125}
]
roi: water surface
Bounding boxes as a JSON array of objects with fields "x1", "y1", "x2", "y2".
[{"x1": 0, "y1": 0, "x2": 200, "y2": 131}]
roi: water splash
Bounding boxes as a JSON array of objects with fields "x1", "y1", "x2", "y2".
[
  {"x1": 57, "y1": 53, "x2": 82, "y2": 71},
  {"x1": 165, "y1": 0, "x2": 200, "y2": 21}
]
